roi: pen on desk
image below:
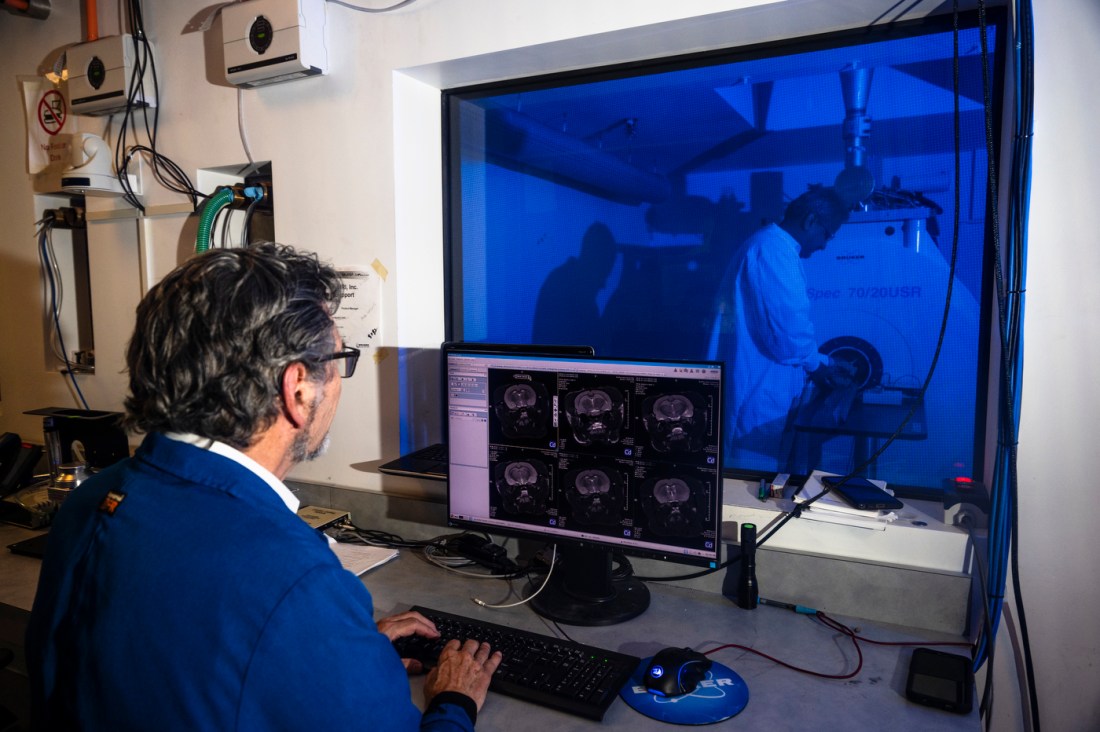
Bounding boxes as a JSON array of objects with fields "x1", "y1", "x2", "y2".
[{"x1": 759, "y1": 597, "x2": 817, "y2": 614}]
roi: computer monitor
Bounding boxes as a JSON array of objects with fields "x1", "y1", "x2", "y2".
[
  {"x1": 381, "y1": 342, "x2": 594, "y2": 480},
  {"x1": 446, "y1": 349, "x2": 723, "y2": 625}
]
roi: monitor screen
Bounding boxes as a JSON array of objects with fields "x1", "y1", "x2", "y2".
[
  {"x1": 446, "y1": 349, "x2": 723, "y2": 624},
  {"x1": 442, "y1": 9, "x2": 1005, "y2": 497}
]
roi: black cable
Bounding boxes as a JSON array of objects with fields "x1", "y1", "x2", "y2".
[
  {"x1": 112, "y1": 0, "x2": 204, "y2": 212},
  {"x1": 38, "y1": 220, "x2": 90, "y2": 410},
  {"x1": 635, "y1": 550, "x2": 739, "y2": 583},
  {"x1": 965, "y1": 521, "x2": 998, "y2": 729},
  {"x1": 122, "y1": 145, "x2": 203, "y2": 206},
  {"x1": 209, "y1": 205, "x2": 230, "y2": 250},
  {"x1": 979, "y1": 0, "x2": 1038, "y2": 727},
  {"x1": 549, "y1": 619, "x2": 577, "y2": 644},
  {"x1": 610, "y1": 551, "x2": 634, "y2": 580},
  {"x1": 755, "y1": 0, "x2": 968, "y2": 555},
  {"x1": 220, "y1": 208, "x2": 234, "y2": 249},
  {"x1": 707, "y1": 611, "x2": 866, "y2": 680},
  {"x1": 241, "y1": 196, "x2": 263, "y2": 247},
  {"x1": 1010, "y1": 0, "x2": 1039, "y2": 724},
  {"x1": 330, "y1": 524, "x2": 444, "y2": 550},
  {"x1": 114, "y1": 11, "x2": 148, "y2": 210}
]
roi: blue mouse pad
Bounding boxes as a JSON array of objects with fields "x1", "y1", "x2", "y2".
[{"x1": 619, "y1": 657, "x2": 749, "y2": 725}]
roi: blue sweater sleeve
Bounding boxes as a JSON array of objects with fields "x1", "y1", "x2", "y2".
[{"x1": 237, "y1": 564, "x2": 473, "y2": 732}]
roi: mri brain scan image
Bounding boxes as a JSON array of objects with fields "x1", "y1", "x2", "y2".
[
  {"x1": 642, "y1": 476, "x2": 704, "y2": 537},
  {"x1": 564, "y1": 386, "x2": 624, "y2": 445},
  {"x1": 564, "y1": 466, "x2": 624, "y2": 526},
  {"x1": 492, "y1": 380, "x2": 550, "y2": 439},
  {"x1": 493, "y1": 458, "x2": 551, "y2": 515},
  {"x1": 642, "y1": 391, "x2": 708, "y2": 453}
]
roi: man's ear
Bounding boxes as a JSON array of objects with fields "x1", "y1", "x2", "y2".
[{"x1": 280, "y1": 362, "x2": 316, "y2": 429}]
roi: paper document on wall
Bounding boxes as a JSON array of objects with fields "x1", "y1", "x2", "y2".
[
  {"x1": 334, "y1": 268, "x2": 382, "y2": 359},
  {"x1": 330, "y1": 542, "x2": 399, "y2": 576}
]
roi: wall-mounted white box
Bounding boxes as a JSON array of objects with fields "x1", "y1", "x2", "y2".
[
  {"x1": 223, "y1": 0, "x2": 328, "y2": 88},
  {"x1": 67, "y1": 34, "x2": 156, "y2": 116}
]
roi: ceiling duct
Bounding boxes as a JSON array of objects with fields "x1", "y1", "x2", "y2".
[{"x1": 484, "y1": 108, "x2": 672, "y2": 205}]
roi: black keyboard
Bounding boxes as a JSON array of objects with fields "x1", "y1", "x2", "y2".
[
  {"x1": 413, "y1": 443, "x2": 449, "y2": 462},
  {"x1": 378, "y1": 443, "x2": 449, "y2": 480},
  {"x1": 393, "y1": 605, "x2": 640, "y2": 721}
]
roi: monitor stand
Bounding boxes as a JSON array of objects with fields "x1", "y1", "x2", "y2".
[{"x1": 529, "y1": 544, "x2": 650, "y2": 626}]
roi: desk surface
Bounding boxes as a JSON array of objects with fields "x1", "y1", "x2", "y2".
[
  {"x1": 1, "y1": 524, "x2": 42, "y2": 612},
  {"x1": 362, "y1": 552, "x2": 978, "y2": 731},
  {"x1": 1, "y1": 523, "x2": 977, "y2": 731}
]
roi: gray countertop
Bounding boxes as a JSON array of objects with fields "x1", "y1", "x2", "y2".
[
  {"x1": 0, "y1": 522, "x2": 978, "y2": 730},
  {"x1": 366, "y1": 550, "x2": 979, "y2": 731}
]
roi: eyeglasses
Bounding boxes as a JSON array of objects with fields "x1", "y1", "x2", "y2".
[
  {"x1": 318, "y1": 345, "x2": 361, "y2": 378},
  {"x1": 814, "y1": 218, "x2": 839, "y2": 243}
]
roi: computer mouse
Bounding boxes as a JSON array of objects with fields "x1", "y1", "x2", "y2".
[{"x1": 643, "y1": 646, "x2": 712, "y2": 697}]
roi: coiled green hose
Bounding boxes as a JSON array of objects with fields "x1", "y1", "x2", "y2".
[{"x1": 195, "y1": 187, "x2": 236, "y2": 254}]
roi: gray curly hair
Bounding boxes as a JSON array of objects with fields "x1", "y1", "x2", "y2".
[{"x1": 123, "y1": 242, "x2": 343, "y2": 449}]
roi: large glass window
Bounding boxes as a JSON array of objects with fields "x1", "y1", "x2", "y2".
[{"x1": 442, "y1": 10, "x2": 1005, "y2": 496}]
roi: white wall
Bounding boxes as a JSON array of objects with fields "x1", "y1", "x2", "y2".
[
  {"x1": 1, "y1": 1, "x2": 1096, "y2": 728},
  {"x1": 1008, "y1": 2, "x2": 1100, "y2": 730}
]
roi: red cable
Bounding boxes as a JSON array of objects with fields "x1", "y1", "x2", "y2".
[{"x1": 703, "y1": 611, "x2": 974, "y2": 681}]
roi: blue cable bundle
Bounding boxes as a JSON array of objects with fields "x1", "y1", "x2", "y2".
[{"x1": 971, "y1": 0, "x2": 1036, "y2": 728}]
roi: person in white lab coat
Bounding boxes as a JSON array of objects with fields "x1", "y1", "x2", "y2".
[{"x1": 709, "y1": 187, "x2": 853, "y2": 472}]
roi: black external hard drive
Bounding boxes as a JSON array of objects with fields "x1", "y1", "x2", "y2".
[{"x1": 905, "y1": 647, "x2": 974, "y2": 714}]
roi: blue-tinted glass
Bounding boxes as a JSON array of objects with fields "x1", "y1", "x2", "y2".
[{"x1": 442, "y1": 12, "x2": 1003, "y2": 494}]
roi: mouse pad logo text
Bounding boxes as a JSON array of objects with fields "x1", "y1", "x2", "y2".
[{"x1": 620, "y1": 660, "x2": 749, "y2": 724}]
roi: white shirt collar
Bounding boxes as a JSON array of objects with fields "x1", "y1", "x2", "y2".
[
  {"x1": 162, "y1": 432, "x2": 300, "y2": 514},
  {"x1": 769, "y1": 222, "x2": 801, "y2": 255}
]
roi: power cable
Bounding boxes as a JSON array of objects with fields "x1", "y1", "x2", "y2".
[
  {"x1": 237, "y1": 88, "x2": 258, "y2": 176},
  {"x1": 327, "y1": 0, "x2": 422, "y2": 13},
  {"x1": 36, "y1": 221, "x2": 67, "y2": 364},
  {"x1": 37, "y1": 217, "x2": 90, "y2": 410},
  {"x1": 472, "y1": 545, "x2": 558, "y2": 609},
  {"x1": 970, "y1": 1, "x2": 1038, "y2": 729},
  {"x1": 111, "y1": 0, "x2": 204, "y2": 212},
  {"x1": 241, "y1": 196, "x2": 263, "y2": 247}
]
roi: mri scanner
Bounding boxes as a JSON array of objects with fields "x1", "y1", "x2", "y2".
[{"x1": 800, "y1": 206, "x2": 981, "y2": 486}]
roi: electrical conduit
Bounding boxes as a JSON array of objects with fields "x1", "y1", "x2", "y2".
[
  {"x1": 195, "y1": 187, "x2": 236, "y2": 254},
  {"x1": 86, "y1": 0, "x2": 98, "y2": 41}
]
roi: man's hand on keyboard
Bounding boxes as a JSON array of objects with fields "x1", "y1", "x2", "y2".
[
  {"x1": 377, "y1": 610, "x2": 442, "y2": 674},
  {"x1": 424, "y1": 639, "x2": 503, "y2": 711}
]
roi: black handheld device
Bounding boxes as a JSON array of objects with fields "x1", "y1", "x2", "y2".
[
  {"x1": 905, "y1": 647, "x2": 974, "y2": 714},
  {"x1": 736, "y1": 523, "x2": 758, "y2": 609},
  {"x1": 821, "y1": 476, "x2": 903, "y2": 511}
]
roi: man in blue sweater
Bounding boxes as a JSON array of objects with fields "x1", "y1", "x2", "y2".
[{"x1": 26, "y1": 243, "x2": 500, "y2": 730}]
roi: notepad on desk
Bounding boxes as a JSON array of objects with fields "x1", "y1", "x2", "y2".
[
  {"x1": 329, "y1": 541, "x2": 399, "y2": 576},
  {"x1": 794, "y1": 471, "x2": 899, "y2": 530}
]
